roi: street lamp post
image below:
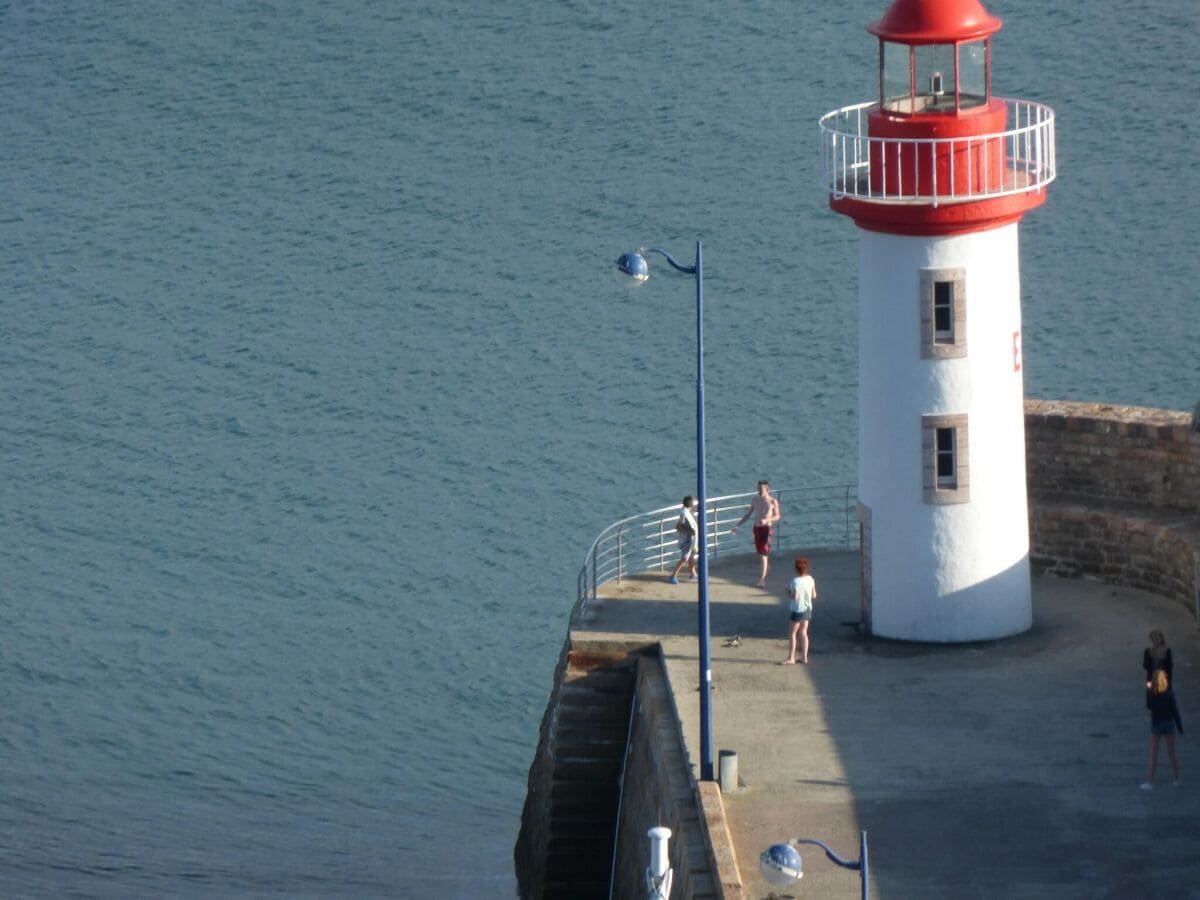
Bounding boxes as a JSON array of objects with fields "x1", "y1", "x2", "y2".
[
  {"x1": 616, "y1": 241, "x2": 714, "y2": 782},
  {"x1": 759, "y1": 831, "x2": 870, "y2": 900}
]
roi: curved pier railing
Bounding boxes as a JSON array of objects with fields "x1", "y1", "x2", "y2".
[{"x1": 577, "y1": 484, "x2": 858, "y2": 617}]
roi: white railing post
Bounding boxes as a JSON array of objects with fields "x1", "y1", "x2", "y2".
[
  {"x1": 878, "y1": 137, "x2": 886, "y2": 198},
  {"x1": 931, "y1": 139, "x2": 938, "y2": 201},
  {"x1": 845, "y1": 484, "x2": 852, "y2": 547},
  {"x1": 617, "y1": 523, "x2": 625, "y2": 584}
]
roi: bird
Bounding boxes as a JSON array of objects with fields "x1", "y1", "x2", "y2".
[{"x1": 723, "y1": 634, "x2": 741, "y2": 648}]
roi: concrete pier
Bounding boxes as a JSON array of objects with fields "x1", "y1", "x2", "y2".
[
  {"x1": 516, "y1": 403, "x2": 1200, "y2": 897},
  {"x1": 572, "y1": 548, "x2": 1199, "y2": 899}
]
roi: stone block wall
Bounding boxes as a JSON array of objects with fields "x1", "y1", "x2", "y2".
[
  {"x1": 514, "y1": 639, "x2": 570, "y2": 899},
  {"x1": 1028, "y1": 504, "x2": 1199, "y2": 605},
  {"x1": 610, "y1": 652, "x2": 723, "y2": 900},
  {"x1": 1025, "y1": 400, "x2": 1200, "y2": 620},
  {"x1": 1025, "y1": 400, "x2": 1199, "y2": 509}
]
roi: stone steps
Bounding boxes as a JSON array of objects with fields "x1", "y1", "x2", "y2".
[{"x1": 537, "y1": 652, "x2": 636, "y2": 897}]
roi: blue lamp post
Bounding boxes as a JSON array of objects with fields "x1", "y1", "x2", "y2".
[
  {"x1": 759, "y1": 831, "x2": 870, "y2": 900},
  {"x1": 615, "y1": 241, "x2": 713, "y2": 782}
]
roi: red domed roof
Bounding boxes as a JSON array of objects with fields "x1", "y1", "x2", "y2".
[{"x1": 867, "y1": 0, "x2": 1002, "y2": 44}]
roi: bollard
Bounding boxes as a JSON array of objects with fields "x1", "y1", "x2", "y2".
[
  {"x1": 647, "y1": 827, "x2": 673, "y2": 900},
  {"x1": 648, "y1": 826, "x2": 671, "y2": 879},
  {"x1": 719, "y1": 749, "x2": 738, "y2": 793}
]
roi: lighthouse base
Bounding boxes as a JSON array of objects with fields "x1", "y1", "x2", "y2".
[
  {"x1": 858, "y1": 483, "x2": 1034, "y2": 643},
  {"x1": 863, "y1": 539, "x2": 1033, "y2": 643}
]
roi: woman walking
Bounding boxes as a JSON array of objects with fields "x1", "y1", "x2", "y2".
[
  {"x1": 781, "y1": 558, "x2": 816, "y2": 665},
  {"x1": 1141, "y1": 669, "x2": 1183, "y2": 790}
]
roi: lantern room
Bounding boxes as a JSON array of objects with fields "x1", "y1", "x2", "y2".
[
  {"x1": 866, "y1": 0, "x2": 1008, "y2": 200},
  {"x1": 870, "y1": 0, "x2": 1001, "y2": 116},
  {"x1": 819, "y1": 0, "x2": 1055, "y2": 234}
]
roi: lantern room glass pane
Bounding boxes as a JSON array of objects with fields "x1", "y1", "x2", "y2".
[
  {"x1": 959, "y1": 40, "x2": 988, "y2": 108},
  {"x1": 914, "y1": 44, "x2": 956, "y2": 113},
  {"x1": 881, "y1": 41, "x2": 911, "y2": 113}
]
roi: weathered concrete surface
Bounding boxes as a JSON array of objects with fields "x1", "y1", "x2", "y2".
[{"x1": 577, "y1": 548, "x2": 1199, "y2": 899}]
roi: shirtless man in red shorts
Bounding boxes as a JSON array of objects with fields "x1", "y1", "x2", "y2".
[{"x1": 731, "y1": 479, "x2": 781, "y2": 587}]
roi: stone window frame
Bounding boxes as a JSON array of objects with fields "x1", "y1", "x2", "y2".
[
  {"x1": 920, "y1": 267, "x2": 967, "y2": 359},
  {"x1": 922, "y1": 413, "x2": 970, "y2": 504}
]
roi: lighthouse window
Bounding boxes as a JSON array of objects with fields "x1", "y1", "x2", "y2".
[
  {"x1": 881, "y1": 42, "x2": 911, "y2": 112},
  {"x1": 914, "y1": 44, "x2": 957, "y2": 113},
  {"x1": 936, "y1": 428, "x2": 956, "y2": 482},
  {"x1": 920, "y1": 267, "x2": 967, "y2": 358},
  {"x1": 922, "y1": 414, "x2": 969, "y2": 504},
  {"x1": 934, "y1": 282, "x2": 953, "y2": 337},
  {"x1": 959, "y1": 41, "x2": 989, "y2": 109}
]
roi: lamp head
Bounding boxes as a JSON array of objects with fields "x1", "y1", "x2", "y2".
[
  {"x1": 615, "y1": 251, "x2": 649, "y2": 287},
  {"x1": 759, "y1": 842, "x2": 803, "y2": 887}
]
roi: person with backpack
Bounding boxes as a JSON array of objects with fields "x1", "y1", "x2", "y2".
[
  {"x1": 669, "y1": 496, "x2": 699, "y2": 585},
  {"x1": 1141, "y1": 668, "x2": 1183, "y2": 790}
]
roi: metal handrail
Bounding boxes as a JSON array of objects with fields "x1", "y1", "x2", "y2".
[
  {"x1": 576, "y1": 484, "x2": 858, "y2": 618},
  {"x1": 608, "y1": 664, "x2": 639, "y2": 900},
  {"x1": 819, "y1": 98, "x2": 1055, "y2": 203}
]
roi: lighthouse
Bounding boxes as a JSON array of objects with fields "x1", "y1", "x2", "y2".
[{"x1": 820, "y1": 0, "x2": 1055, "y2": 641}]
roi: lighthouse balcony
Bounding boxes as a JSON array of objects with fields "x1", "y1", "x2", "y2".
[{"x1": 820, "y1": 98, "x2": 1055, "y2": 210}]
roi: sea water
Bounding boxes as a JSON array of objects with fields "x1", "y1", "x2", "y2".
[{"x1": 2, "y1": 0, "x2": 1197, "y2": 896}]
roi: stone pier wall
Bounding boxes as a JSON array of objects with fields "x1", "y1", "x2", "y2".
[
  {"x1": 514, "y1": 639, "x2": 570, "y2": 899},
  {"x1": 516, "y1": 638, "x2": 739, "y2": 899},
  {"x1": 1024, "y1": 400, "x2": 1200, "y2": 620},
  {"x1": 610, "y1": 652, "x2": 740, "y2": 900},
  {"x1": 1024, "y1": 400, "x2": 1200, "y2": 507}
]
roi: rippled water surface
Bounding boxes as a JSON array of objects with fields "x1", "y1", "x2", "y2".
[{"x1": 2, "y1": 1, "x2": 1197, "y2": 896}]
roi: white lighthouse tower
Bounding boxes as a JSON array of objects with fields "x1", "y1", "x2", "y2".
[{"x1": 820, "y1": 0, "x2": 1055, "y2": 641}]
